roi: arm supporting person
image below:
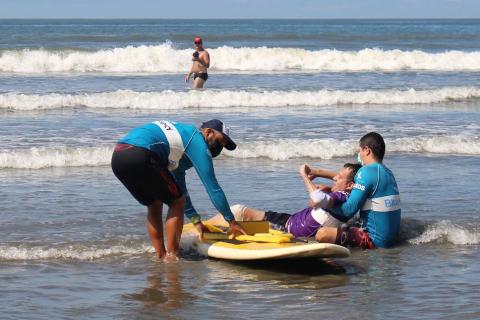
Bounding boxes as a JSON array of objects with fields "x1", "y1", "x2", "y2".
[{"x1": 328, "y1": 166, "x2": 372, "y2": 219}]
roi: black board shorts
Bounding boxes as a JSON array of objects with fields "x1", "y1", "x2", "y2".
[{"x1": 111, "y1": 143, "x2": 182, "y2": 206}]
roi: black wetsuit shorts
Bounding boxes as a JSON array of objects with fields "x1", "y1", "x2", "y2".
[{"x1": 111, "y1": 143, "x2": 182, "y2": 206}]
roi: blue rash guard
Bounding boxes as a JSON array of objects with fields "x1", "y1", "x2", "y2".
[
  {"x1": 118, "y1": 120, "x2": 235, "y2": 225},
  {"x1": 328, "y1": 162, "x2": 401, "y2": 248}
]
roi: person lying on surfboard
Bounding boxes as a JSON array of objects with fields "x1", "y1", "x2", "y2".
[{"x1": 207, "y1": 163, "x2": 361, "y2": 239}]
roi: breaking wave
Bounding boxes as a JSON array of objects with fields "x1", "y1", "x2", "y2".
[
  {"x1": 1, "y1": 44, "x2": 480, "y2": 73},
  {"x1": 0, "y1": 146, "x2": 112, "y2": 169},
  {"x1": 1, "y1": 135, "x2": 478, "y2": 169},
  {"x1": 226, "y1": 136, "x2": 480, "y2": 160},
  {"x1": 1, "y1": 87, "x2": 480, "y2": 111}
]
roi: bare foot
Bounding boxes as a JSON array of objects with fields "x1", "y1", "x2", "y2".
[{"x1": 163, "y1": 252, "x2": 179, "y2": 263}]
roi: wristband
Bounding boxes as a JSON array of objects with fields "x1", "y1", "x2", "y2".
[{"x1": 190, "y1": 214, "x2": 202, "y2": 225}]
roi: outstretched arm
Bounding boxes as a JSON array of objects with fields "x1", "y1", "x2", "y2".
[
  {"x1": 188, "y1": 151, "x2": 234, "y2": 222},
  {"x1": 184, "y1": 132, "x2": 246, "y2": 236}
]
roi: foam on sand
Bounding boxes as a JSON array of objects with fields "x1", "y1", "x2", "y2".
[{"x1": 0, "y1": 243, "x2": 155, "y2": 261}]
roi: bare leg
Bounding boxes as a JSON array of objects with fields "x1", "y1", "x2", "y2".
[
  {"x1": 315, "y1": 227, "x2": 338, "y2": 243},
  {"x1": 193, "y1": 77, "x2": 205, "y2": 89},
  {"x1": 164, "y1": 196, "x2": 185, "y2": 259},
  {"x1": 204, "y1": 214, "x2": 229, "y2": 226},
  {"x1": 242, "y1": 207, "x2": 267, "y2": 221},
  {"x1": 147, "y1": 200, "x2": 166, "y2": 259},
  {"x1": 205, "y1": 204, "x2": 266, "y2": 225}
]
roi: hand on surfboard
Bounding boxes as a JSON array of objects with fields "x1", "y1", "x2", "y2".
[
  {"x1": 194, "y1": 222, "x2": 211, "y2": 240},
  {"x1": 228, "y1": 220, "x2": 247, "y2": 239}
]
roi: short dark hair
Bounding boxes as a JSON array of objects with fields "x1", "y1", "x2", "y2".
[
  {"x1": 359, "y1": 132, "x2": 385, "y2": 162},
  {"x1": 343, "y1": 163, "x2": 362, "y2": 181}
]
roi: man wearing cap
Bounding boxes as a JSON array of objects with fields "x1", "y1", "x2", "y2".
[
  {"x1": 111, "y1": 119, "x2": 246, "y2": 261},
  {"x1": 185, "y1": 36, "x2": 210, "y2": 89}
]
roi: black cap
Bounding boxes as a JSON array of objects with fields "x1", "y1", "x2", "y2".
[{"x1": 200, "y1": 119, "x2": 237, "y2": 151}]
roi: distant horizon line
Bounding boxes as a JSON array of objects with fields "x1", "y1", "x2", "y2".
[{"x1": 0, "y1": 17, "x2": 479, "y2": 20}]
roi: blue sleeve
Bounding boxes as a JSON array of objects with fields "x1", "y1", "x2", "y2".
[
  {"x1": 328, "y1": 166, "x2": 373, "y2": 219},
  {"x1": 184, "y1": 133, "x2": 235, "y2": 222},
  {"x1": 172, "y1": 169, "x2": 202, "y2": 224}
]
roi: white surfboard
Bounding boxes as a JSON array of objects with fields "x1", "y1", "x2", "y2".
[
  {"x1": 193, "y1": 239, "x2": 350, "y2": 260},
  {"x1": 184, "y1": 222, "x2": 350, "y2": 260}
]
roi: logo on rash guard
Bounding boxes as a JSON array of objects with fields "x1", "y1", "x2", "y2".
[
  {"x1": 384, "y1": 198, "x2": 400, "y2": 208},
  {"x1": 354, "y1": 183, "x2": 366, "y2": 191},
  {"x1": 159, "y1": 120, "x2": 172, "y2": 130}
]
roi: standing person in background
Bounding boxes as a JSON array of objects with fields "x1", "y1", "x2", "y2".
[{"x1": 185, "y1": 37, "x2": 210, "y2": 89}]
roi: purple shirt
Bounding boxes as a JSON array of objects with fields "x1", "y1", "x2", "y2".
[{"x1": 286, "y1": 191, "x2": 348, "y2": 237}]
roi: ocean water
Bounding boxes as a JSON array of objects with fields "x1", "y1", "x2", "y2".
[{"x1": 1, "y1": 19, "x2": 479, "y2": 319}]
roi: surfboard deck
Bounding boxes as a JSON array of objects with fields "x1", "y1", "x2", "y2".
[
  {"x1": 194, "y1": 240, "x2": 350, "y2": 260},
  {"x1": 184, "y1": 223, "x2": 350, "y2": 260}
]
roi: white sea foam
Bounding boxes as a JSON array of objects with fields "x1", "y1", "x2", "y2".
[
  {"x1": 1, "y1": 44, "x2": 480, "y2": 73},
  {"x1": 0, "y1": 237, "x2": 201, "y2": 261},
  {"x1": 408, "y1": 220, "x2": 480, "y2": 245},
  {"x1": 0, "y1": 244, "x2": 155, "y2": 261},
  {"x1": 0, "y1": 146, "x2": 112, "y2": 169},
  {"x1": 1, "y1": 87, "x2": 480, "y2": 111},
  {"x1": 1, "y1": 135, "x2": 478, "y2": 169},
  {"x1": 227, "y1": 136, "x2": 480, "y2": 160}
]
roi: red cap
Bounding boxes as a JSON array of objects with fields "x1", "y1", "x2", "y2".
[{"x1": 194, "y1": 37, "x2": 202, "y2": 44}]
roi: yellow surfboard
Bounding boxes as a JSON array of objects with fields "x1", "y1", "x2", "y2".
[{"x1": 183, "y1": 222, "x2": 350, "y2": 260}]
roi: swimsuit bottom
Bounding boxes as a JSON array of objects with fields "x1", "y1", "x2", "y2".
[{"x1": 194, "y1": 72, "x2": 208, "y2": 81}]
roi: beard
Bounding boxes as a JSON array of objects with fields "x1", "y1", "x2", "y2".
[{"x1": 208, "y1": 140, "x2": 223, "y2": 158}]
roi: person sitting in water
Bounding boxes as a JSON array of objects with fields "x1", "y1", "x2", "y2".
[
  {"x1": 207, "y1": 163, "x2": 361, "y2": 238},
  {"x1": 314, "y1": 132, "x2": 402, "y2": 249}
]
